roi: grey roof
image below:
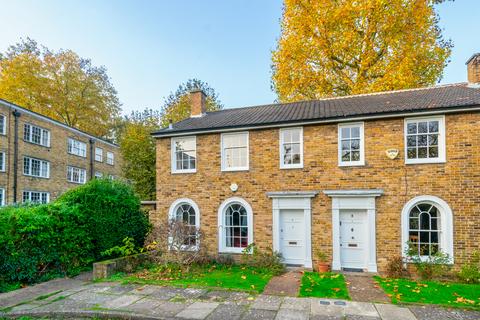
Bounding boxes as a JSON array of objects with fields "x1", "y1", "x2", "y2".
[{"x1": 153, "y1": 83, "x2": 480, "y2": 137}]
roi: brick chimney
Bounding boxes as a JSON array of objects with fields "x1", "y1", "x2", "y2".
[
  {"x1": 190, "y1": 89, "x2": 207, "y2": 117},
  {"x1": 466, "y1": 53, "x2": 480, "y2": 85}
]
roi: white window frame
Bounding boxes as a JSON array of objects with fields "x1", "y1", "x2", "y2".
[
  {"x1": 338, "y1": 122, "x2": 365, "y2": 166},
  {"x1": 24, "y1": 123, "x2": 50, "y2": 147},
  {"x1": 401, "y1": 195, "x2": 453, "y2": 263},
  {"x1": 95, "y1": 171, "x2": 103, "y2": 178},
  {"x1": 95, "y1": 147, "x2": 103, "y2": 162},
  {"x1": 217, "y1": 197, "x2": 254, "y2": 254},
  {"x1": 0, "y1": 151, "x2": 5, "y2": 172},
  {"x1": 67, "y1": 138, "x2": 87, "y2": 158},
  {"x1": 0, "y1": 188, "x2": 5, "y2": 206},
  {"x1": 67, "y1": 166, "x2": 87, "y2": 184},
  {"x1": 404, "y1": 116, "x2": 446, "y2": 164},
  {"x1": 221, "y1": 132, "x2": 249, "y2": 172},
  {"x1": 23, "y1": 156, "x2": 50, "y2": 178},
  {"x1": 171, "y1": 136, "x2": 197, "y2": 174},
  {"x1": 279, "y1": 127, "x2": 303, "y2": 169},
  {"x1": 0, "y1": 114, "x2": 6, "y2": 135},
  {"x1": 106, "y1": 152, "x2": 114, "y2": 165},
  {"x1": 168, "y1": 198, "x2": 201, "y2": 251},
  {"x1": 22, "y1": 191, "x2": 50, "y2": 204}
]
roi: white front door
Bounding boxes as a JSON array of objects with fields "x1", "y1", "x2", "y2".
[
  {"x1": 340, "y1": 210, "x2": 367, "y2": 270},
  {"x1": 279, "y1": 209, "x2": 305, "y2": 265}
]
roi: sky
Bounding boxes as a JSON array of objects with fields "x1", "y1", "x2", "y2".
[{"x1": 0, "y1": 0, "x2": 478, "y2": 115}]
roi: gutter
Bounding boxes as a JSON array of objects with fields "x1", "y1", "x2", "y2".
[{"x1": 151, "y1": 104, "x2": 480, "y2": 138}]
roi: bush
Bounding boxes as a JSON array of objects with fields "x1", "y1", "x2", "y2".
[
  {"x1": 58, "y1": 178, "x2": 150, "y2": 260},
  {"x1": 0, "y1": 179, "x2": 150, "y2": 290},
  {"x1": 0, "y1": 203, "x2": 93, "y2": 285},
  {"x1": 457, "y1": 252, "x2": 480, "y2": 284},
  {"x1": 241, "y1": 243, "x2": 285, "y2": 275},
  {"x1": 406, "y1": 245, "x2": 451, "y2": 280},
  {"x1": 385, "y1": 255, "x2": 409, "y2": 278}
]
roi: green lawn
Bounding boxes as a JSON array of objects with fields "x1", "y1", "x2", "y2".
[
  {"x1": 108, "y1": 263, "x2": 274, "y2": 293},
  {"x1": 375, "y1": 276, "x2": 480, "y2": 310},
  {"x1": 299, "y1": 272, "x2": 350, "y2": 299}
]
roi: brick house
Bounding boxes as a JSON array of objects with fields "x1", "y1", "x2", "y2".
[
  {"x1": 152, "y1": 54, "x2": 480, "y2": 273},
  {"x1": 0, "y1": 100, "x2": 121, "y2": 206}
]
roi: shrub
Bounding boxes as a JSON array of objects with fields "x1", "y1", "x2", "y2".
[
  {"x1": 241, "y1": 243, "x2": 285, "y2": 275},
  {"x1": 385, "y1": 255, "x2": 409, "y2": 278},
  {"x1": 457, "y1": 251, "x2": 480, "y2": 284},
  {"x1": 405, "y1": 245, "x2": 451, "y2": 280},
  {"x1": 0, "y1": 179, "x2": 150, "y2": 290},
  {"x1": 0, "y1": 203, "x2": 93, "y2": 285},
  {"x1": 58, "y1": 178, "x2": 150, "y2": 259}
]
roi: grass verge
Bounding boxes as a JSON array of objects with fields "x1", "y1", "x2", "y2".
[
  {"x1": 108, "y1": 263, "x2": 274, "y2": 293},
  {"x1": 375, "y1": 276, "x2": 480, "y2": 310},
  {"x1": 299, "y1": 272, "x2": 350, "y2": 299}
]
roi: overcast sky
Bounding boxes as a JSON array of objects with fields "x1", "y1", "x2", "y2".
[{"x1": 0, "y1": 0, "x2": 478, "y2": 114}]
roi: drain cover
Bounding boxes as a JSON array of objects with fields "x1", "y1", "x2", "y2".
[
  {"x1": 319, "y1": 300, "x2": 330, "y2": 305},
  {"x1": 334, "y1": 301, "x2": 347, "y2": 306}
]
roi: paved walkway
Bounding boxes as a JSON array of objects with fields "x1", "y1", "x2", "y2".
[
  {"x1": 344, "y1": 273, "x2": 389, "y2": 303},
  {"x1": 1, "y1": 276, "x2": 479, "y2": 319},
  {"x1": 263, "y1": 271, "x2": 302, "y2": 296}
]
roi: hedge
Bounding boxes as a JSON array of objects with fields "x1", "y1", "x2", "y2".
[{"x1": 0, "y1": 178, "x2": 150, "y2": 290}]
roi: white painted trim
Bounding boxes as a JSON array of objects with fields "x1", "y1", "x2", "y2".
[
  {"x1": 171, "y1": 136, "x2": 197, "y2": 174},
  {"x1": 22, "y1": 190, "x2": 50, "y2": 204},
  {"x1": 106, "y1": 151, "x2": 115, "y2": 166},
  {"x1": 324, "y1": 189, "x2": 383, "y2": 272},
  {"x1": 152, "y1": 107, "x2": 480, "y2": 138},
  {"x1": 168, "y1": 198, "x2": 201, "y2": 251},
  {"x1": 338, "y1": 122, "x2": 365, "y2": 167},
  {"x1": 404, "y1": 115, "x2": 446, "y2": 164},
  {"x1": 0, "y1": 188, "x2": 5, "y2": 206},
  {"x1": 23, "y1": 156, "x2": 50, "y2": 179},
  {"x1": 66, "y1": 166, "x2": 87, "y2": 184},
  {"x1": 401, "y1": 195, "x2": 454, "y2": 263},
  {"x1": 0, "y1": 99, "x2": 119, "y2": 148},
  {"x1": 268, "y1": 193, "x2": 314, "y2": 268},
  {"x1": 95, "y1": 147, "x2": 104, "y2": 162},
  {"x1": 0, "y1": 113, "x2": 6, "y2": 135},
  {"x1": 217, "y1": 197, "x2": 254, "y2": 254},
  {"x1": 23, "y1": 123, "x2": 51, "y2": 148},
  {"x1": 67, "y1": 137, "x2": 87, "y2": 158},
  {"x1": 220, "y1": 132, "x2": 249, "y2": 172},
  {"x1": 0, "y1": 151, "x2": 5, "y2": 172},
  {"x1": 279, "y1": 127, "x2": 304, "y2": 169}
]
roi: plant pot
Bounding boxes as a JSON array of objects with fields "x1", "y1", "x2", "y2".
[{"x1": 317, "y1": 262, "x2": 330, "y2": 273}]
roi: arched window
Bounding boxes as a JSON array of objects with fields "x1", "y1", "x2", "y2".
[
  {"x1": 401, "y1": 196, "x2": 453, "y2": 261},
  {"x1": 168, "y1": 198, "x2": 200, "y2": 250},
  {"x1": 218, "y1": 197, "x2": 253, "y2": 253}
]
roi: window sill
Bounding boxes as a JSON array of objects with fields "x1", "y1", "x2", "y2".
[
  {"x1": 405, "y1": 158, "x2": 446, "y2": 165},
  {"x1": 219, "y1": 248, "x2": 248, "y2": 254},
  {"x1": 67, "y1": 181, "x2": 86, "y2": 185},
  {"x1": 23, "y1": 174, "x2": 49, "y2": 179},
  {"x1": 171, "y1": 169, "x2": 197, "y2": 174},
  {"x1": 221, "y1": 168, "x2": 249, "y2": 172},
  {"x1": 23, "y1": 140, "x2": 50, "y2": 148},
  {"x1": 280, "y1": 164, "x2": 304, "y2": 170},
  {"x1": 68, "y1": 152, "x2": 87, "y2": 159},
  {"x1": 338, "y1": 161, "x2": 365, "y2": 167}
]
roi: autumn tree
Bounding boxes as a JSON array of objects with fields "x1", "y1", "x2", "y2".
[
  {"x1": 271, "y1": 0, "x2": 453, "y2": 102},
  {"x1": 160, "y1": 78, "x2": 222, "y2": 127},
  {"x1": 118, "y1": 79, "x2": 222, "y2": 199},
  {"x1": 0, "y1": 38, "x2": 120, "y2": 137},
  {"x1": 117, "y1": 109, "x2": 161, "y2": 200}
]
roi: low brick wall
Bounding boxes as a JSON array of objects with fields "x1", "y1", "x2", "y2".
[{"x1": 92, "y1": 252, "x2": 155, "y2": 280}]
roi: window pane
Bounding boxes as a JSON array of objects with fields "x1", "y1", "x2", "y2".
[
  {"x1": 418, "y1": 122, "x2": 428, "y2": 133},
  {"x1": 283, "y1": 130, "x2": 292, "y2": 143},
  {"x1": 342, "y1": 150, "x2": 350, "y2": 162},
  {"x1": 420, "y1": 212, "x2": 430, "y2": 230},
  {"x1": 429, "y1": 121, "x2": 439, "y2": 133},
  {"x1": 428, "y1": 135, "x2": 438, "y2": 146},
  {"x1": 407, "y1": 148, "x2": 417, "y2": 159},
  {"x1": 409, "y1": 218, "x2": 419, "y2": 230},
  {"x1": 351, "y1": 151, "x2": 360, "y2": 161},
  {"x1": 418, "y1": 135, "x2": 427, "y2": 146},
  {"x1": 351, "y1": 127, "x2": 360, "y2": 138},
  {"x1": 351, "y1": 139, "x2": 360, "y2": 150},
  {"x1": 428, "y1": 147, "x2": 438, "y2": 158},
  {"x1": 341, "y1": 127, "x2": 350, "y2": 139},
  {"x1": 418, "y1": 147, "x2": 427, "y2": 158},
  {"x1": 341, "y1": 141, "x2": 350, "y2": 151},
  {"x1": 407, "y1": 136, "x2": 416, "y2": 147},
  {"x1": 291, "y1": 129, "x2": 300, "y2": 142},
  {"x1": 407, "y1": 123, "x2": 417, "y2": 134}
]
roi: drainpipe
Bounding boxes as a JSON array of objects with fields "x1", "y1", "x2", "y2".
[
  {"x1": 12, "y1": 110, "x2": 21, "y2": 203},
  {"x1": 89, "y1": 138, "x2": 95, "y2": 180}
]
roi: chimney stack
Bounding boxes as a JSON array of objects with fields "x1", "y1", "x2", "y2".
[
  {"x1": 466, "y1": 53, "x2": 480, "y2": 85},
  {"x1": 190, "y1": 89, "x2": 207, "y2": 117}
]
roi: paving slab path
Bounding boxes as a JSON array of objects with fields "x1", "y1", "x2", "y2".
[
  {"x1": 1, "y1": 275, "x2": 479, "y2": 319},
  {"x1": 343, "y1": 273, "x2": 390, "y2": 303},
  {"x1": 263, "y1": 271, "x2": 303, "y2": 296}
]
